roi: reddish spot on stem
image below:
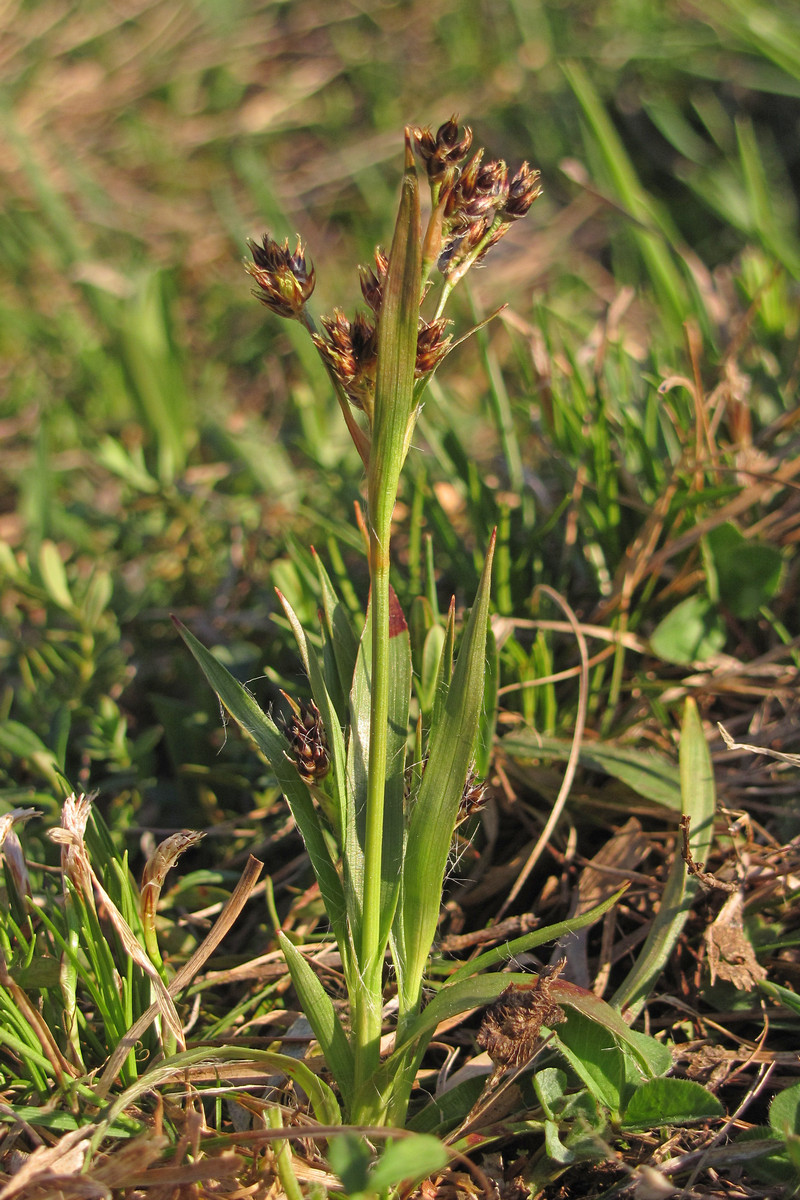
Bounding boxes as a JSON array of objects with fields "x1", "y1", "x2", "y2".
[{"x1": 388, "y1": 586, "x2": 408, "y2": 637}]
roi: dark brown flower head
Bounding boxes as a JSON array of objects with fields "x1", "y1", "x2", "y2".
[
  {"x1": 446, "y1": 152, "x2": 509, "y2": 223},
  {"x1": 501, "y1": 162, "x2": 542, "y2": 220},
  {"x1": 477, "y1": 959, "x2": 567, "y2": 1071},
  {"x1": 359, "y1": 247, "x2": 389, "y2": 315},
  {"x1": 281, "y1": 697, "x2": 330, "y2": 784},
  {"x1": 437, "y1": 212, "x2": 495, "y2": 279},
  {"x1": 415, "y1": 316, "x2": 452, "y2": 376},
  {"x1": 457, "y1": 768, "x2": 487, "y2": 823},
  {"x1": 245, "y1": 234, "x2": 315, "y2": 319},
  {"x1": 312, "y1": 308, "x2": 378, "y2": 413},
  {"x1": 413, "y1": 116, "x2": 473, "y2": 184}
]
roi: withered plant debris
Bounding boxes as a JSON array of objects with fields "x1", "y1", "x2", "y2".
[
  {"x1": 477, "y1": 958, "x2": 568, "y2": 1071},
  {"x1": 680, "y1": 816, "x2": 737, "y2": 893},
  {"x1": 705, "y1": 890, "x2": 767, "y2": 990}
]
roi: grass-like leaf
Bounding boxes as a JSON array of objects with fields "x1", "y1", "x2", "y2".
[
  {"x1": 611, "y1": 697, "x2": 716, "y2": 1016},
  {"x1": 394, "y1": 532, "x2": 495, "y2": 1025},
  {"x1": 173, "y1": 619, "x2": 349, "y2": 951},
  {"x1": 277, "y1": 931, "x2": 355, "y2": 1108}
]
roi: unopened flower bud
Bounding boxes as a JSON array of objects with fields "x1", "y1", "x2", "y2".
[{"x1": 412, "y1": 116, "x2": 473, "y2": 184}]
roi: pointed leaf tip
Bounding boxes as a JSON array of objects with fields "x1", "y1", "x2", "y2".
[{"x1": 404, "y1": 127, "x2": 415, "y2": 168}]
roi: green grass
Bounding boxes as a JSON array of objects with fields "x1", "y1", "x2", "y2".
[{"x1": 1, "y1": 0, "x2": 799, "y2": 1195}]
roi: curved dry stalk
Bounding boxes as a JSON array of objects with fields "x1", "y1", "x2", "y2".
[{"x1": 495, "y1": 586, "x2": 590, "y2": 921}]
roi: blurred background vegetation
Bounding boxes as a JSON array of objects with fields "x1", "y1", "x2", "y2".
[{"x1": 1, "y1": 0, "x2": 798, "y2": 858}]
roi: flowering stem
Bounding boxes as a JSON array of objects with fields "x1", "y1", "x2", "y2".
[{"x1": 351, "y1": 521, "x2": 392, "y2": 1108}]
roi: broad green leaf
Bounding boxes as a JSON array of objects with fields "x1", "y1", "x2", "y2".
[
  {"x1": 704, "y1": 522, "x2": 783, "y2": 619},
  {"x1": 174, "y1": 620, "x2": 348, "y2": 954},
  {"x1": 346, "y1": 589, "x2": 411, "y2": 956},
  {"x1": 328, "y1": 1134, "x2": 372, "y2": 1193},
  {"x1": 621, "y1": 1078, "x2": 723, "y2": 1131},
  {"x1": 649, "y1": 595, "x2": 726, "y2": 665},
  {"x1": 534, "y1": 1067, "x2": 569, "y2": 1120},
  {"x1": 771, "y1": 1083, "x2": 800, "y2": 1139},
  {"x1": 395, "y1": 534, "x2": 495, "y2": 1021},
  {"x1": 500, "y1": 732, "x2": 681, "y2": 811},
  {"x1": 612, "y1": 697, "x2": 716, "y2": 1016},
  {"x1": 368, "y1": 1135, "x2": 448, "y2": 1191},
  {"x1": 277, "y1": 932, "x2": 355, "y2": 1107},
  {"x1": 552, "y1": 1011, "x2": 628, "y2": 1120}
]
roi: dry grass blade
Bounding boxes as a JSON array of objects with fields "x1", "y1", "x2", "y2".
[
  {"x1": 718, "y1": 722, "x2": 800, "y2": 767},
  {"x1": 0, "y1": 1128, "x2": 93, "y2": 1200},
  {"x1": 495, "y1": 585, "x2": 589, "y2": 920},
  {"x1": 95, "y1": 854, "x2": 263, "y2": 1098}
]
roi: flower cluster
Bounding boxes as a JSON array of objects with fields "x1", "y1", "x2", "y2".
[
  {"x1": 245, "y1": 234, "x2": 315, "y2": 319},
  {"x1": 244, "y1": 117, "x2": 539, "y2": 426},
  {"x1": 311, "y1": 245, "x2": 451, "y2": 421},
  {"x1": 281, "y1": 696, "x2": 331, "y2": 784},
  {"x1": 412, "y1": 115, "x2": 541, "y2": 283}
]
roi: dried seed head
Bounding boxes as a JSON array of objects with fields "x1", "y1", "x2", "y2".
[
  {"x1": 245, "y1": 234, "x2": 315, "y2": 319},
  {"x1": 477, "y1": 959, "x2": 567, "y2": 1070},
  {"x1": 50, "y1": 792, "x2": 95, "y2": 900},
  {"x1": 412, "y1": 115, "x2": 473, "y2": 184},
  {"x1": 282, "y1": 698, "x2": 331, "y2": 784},
  {"x1": 0, "y1": 808, "x2": 39, "y2": 900},
  {"x1": 312, "y1": 308, "x2": 378, "y2": 415}
]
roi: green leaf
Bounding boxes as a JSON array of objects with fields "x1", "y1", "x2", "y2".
[
  {"x1": 38, "y1": 540, "x2": 73, "y2": 611},
  {"x1": 621, "y1": 1078, "x2": 723, "y2": 1131},
  {"x1": 173, "y1": 620, "x2": 349, "y2": 954},
  {"x1": 313, "y1": 549, "x2": 360, "y2": 721},
  {"x1": 534, "y1": 1067, "x2": 569, "y2": 1120},
  {"x1": 447, "y1": 886, "x2": 628, "y2": 986},
  {"x1": 328, "y1": 1134, "x2": 372, "y2": 1193},
  {"x1": 394, "y1": 534, "x2": 495, "y2": 1021},
  {"x1": 474, "y1": 620, "x2": 498, "y2": 779},
  {"x1": 771, "y1": 1083, "x2": 800, "y2": 1139},
  {"x1": 500, "y1": 732, "x2": 681, "y2": 810},
  {"x1": 649, "y1": 595, "x2": 726, "y2": 665},
  {"x1": 367, "y1": 1135, "x2": 448, "y2": 1191},
  {"x1": 277, "y1": 932, "x2": 355, "y2": 1106},
  {"x1": 367, "y1": 134, "x2": 422, "y2": 541},
  {"x1": 705, "y1": 522, "x2": 783, "y2": 619},
  {"x1": 418, "y1": 622, "x2": 445, "y2": 714},
  {"x1": 612, "y1": 697, "x2": 716, "y2": 1016},
  {"x1": 0, "y1": 721, "x2": 63, "y2": 791},
  {"x1": 345, "y1": 589, "x2": 411, "y2": 959}
]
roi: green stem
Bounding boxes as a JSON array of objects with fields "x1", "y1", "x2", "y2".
[{"x1": 352, "y1": 519, "x2": 392, "y2": 1111}]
